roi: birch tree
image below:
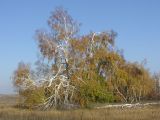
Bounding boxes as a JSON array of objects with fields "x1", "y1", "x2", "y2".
[{"x1": 12, "y1": 7, "x2": 155, "y2": 109}]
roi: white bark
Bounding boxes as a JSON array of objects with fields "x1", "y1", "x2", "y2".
[{"x1": 96, "y1": 102, "x2": 160, "y2": 109}]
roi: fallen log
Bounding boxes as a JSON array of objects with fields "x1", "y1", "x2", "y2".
[{"x1": 96, "y1": 102, "x2": 160, "y2": 109}]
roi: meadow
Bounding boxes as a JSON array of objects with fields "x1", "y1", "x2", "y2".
[{"x1": 0, "y1": 95, "x2": 160, "y2": 120}]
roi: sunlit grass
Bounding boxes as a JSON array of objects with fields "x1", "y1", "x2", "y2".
[
  {"x1": 0, "y1": 95, "x2": 160, "y2": 120},
  {"x1": 0, "y1": 105, "x2": 160, "y2": 120}
]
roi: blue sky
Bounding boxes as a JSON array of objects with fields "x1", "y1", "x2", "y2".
[{"x1": 0, "y1": 0, "x2": 160, "y2": 94}]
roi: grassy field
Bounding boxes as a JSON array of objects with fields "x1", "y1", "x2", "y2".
[{"x1": 0, "y1": 95, "x2": 160, "y2": 120}]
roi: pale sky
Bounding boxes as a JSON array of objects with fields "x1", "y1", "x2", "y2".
[{"x1": 0, "y1": 0, "x2": 160, "y2": 93}]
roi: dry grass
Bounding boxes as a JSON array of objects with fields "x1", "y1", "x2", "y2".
[
  {"x1": 0, "y1": 95, "x2": 160, "y2": 120},
  {"x1": 0, "y1": 105, "x2": 160, "y2": 120}
]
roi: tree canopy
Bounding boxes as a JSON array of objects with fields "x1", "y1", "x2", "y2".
[{"x1": 12, "y1": 7, "x2": 157, "y2": 110}]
